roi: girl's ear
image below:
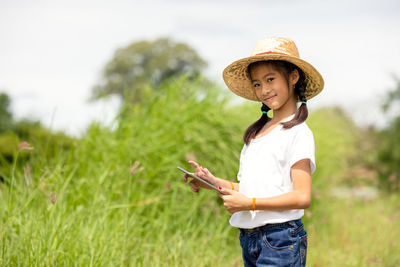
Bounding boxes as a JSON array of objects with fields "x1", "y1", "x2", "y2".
[{"x1": 290, "y1": 69, "x2": 300, "y2": 86}]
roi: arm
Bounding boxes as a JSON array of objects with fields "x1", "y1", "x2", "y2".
[
  {"x1": 183, "y1": 160, "x2": 239, "y2": 192},
  {"x1": 219, "y1": 159, "x2": 312, "y2": 213},
  {"x1": 214, "y1": 177, "x2": 239, "y2": 191}
]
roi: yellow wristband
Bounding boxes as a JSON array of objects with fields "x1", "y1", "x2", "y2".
[
  {"x1": 252, "y1": 198, "x2": 256, "y2": 211},
  {"x1": 229, "y1": 181, "x2": 234, "y2": 190}
]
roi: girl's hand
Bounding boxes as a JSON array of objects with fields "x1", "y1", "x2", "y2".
[
  {"x1": 218, "y1": 187, "x2": 252, "y2": 214},
  {"x1": 182, "y1": 160, "x2": 217, "y2": 193}
]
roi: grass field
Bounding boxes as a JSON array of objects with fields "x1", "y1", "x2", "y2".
[
  {"x1": 307, "y1": 193, "x2": 400, "y2": 267},
  {"x1": 1, "y1": 77, "x2": 398, "y2": 266}
]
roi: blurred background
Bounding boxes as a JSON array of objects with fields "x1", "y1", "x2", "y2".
[{"x1": 1, "y1": 0, "x2": 399, "y2": 266}]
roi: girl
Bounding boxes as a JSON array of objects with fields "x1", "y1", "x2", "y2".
[{"x1": 183, "y1": 37, "x2": 324, "y2": 267}]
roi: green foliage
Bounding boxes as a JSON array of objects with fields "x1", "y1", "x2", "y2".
[
  {"x1": 382, "y1": 75, "x2": 400, "y2": 112},
  {"x1": 376, "y1": 116, "x2": 400, "y2": 191},
  {"x1": 307, "y1": 107, "x2": 364, "y2": 188},
  {"x1": 307, "y1": 193, "x2": 400, "y2": 266},
  {"x1": 0, "y1": 92, "x2": 13, "y2": 133},
  {"x1": 0, "y1": 92, "x2": 75, "y2": 183},
  {"x1": 0, "y1": 118, "x2": 75, "y2": 185},
  {"x1": 375, "y1": 78, "x2": 400, "y2": 191},
  {"x1": 1, "y1": 76, "x2": 246, "y2": 266},
  {"x1": 91, "y1": 37, "x2": 207, "y2": 104},
  {"x1": 0, "y1": 131, "x2": 19, "y2": 158}
]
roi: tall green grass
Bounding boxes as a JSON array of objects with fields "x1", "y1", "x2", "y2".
[
  {"x1": 1, "y1": 77, "x2": 247, "y2": 266},
  {"x1": 1, "y1": 76, "x2": 398, "y2": 266}
]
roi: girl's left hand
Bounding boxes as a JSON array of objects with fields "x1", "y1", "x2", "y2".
[{"x1": 218, "y1": 187, "x2": 251, "y2": 214}]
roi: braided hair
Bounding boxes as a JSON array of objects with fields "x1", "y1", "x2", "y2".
[{"x1": 243, "y1": 60, "x2": 309, "y2": 145}]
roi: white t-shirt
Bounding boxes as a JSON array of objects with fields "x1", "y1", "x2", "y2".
[{"x1": 229, "y1": 115, "x2": 316, "y2": 229}]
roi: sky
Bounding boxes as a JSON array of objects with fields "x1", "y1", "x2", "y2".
[{"x1": 1, "y1": 0, "x2": 400, "y2": 136}]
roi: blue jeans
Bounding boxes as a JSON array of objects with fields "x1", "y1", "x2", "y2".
[{"x1": 239, "y1": 219, "x2": 307, "y2": 267}]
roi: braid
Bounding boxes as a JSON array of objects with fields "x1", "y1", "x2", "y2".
[
  {"x1": 296, "y1": 76, "x2": 307, "y2": 102},
  {"x1": 282, "y1": 67, "x2": 309, "y2": 129},
  {"x1": 261, "y1": 103, "x2": 270, "y2": 116},
  {"x1": 243, "y1": 103, "x2": 270, "y2": 145}
]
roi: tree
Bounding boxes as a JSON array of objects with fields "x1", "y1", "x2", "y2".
[
  {"x1": 376, "y1": 77, "x2": 400, "y2": 191},
  {"x1": 0, "y1": 92, "x2": 13, "y2": 133},
  {"x1": 91, "y1": 37, "x2": 208, "y2": 103},
  {"x1": 382, "y1": 75, "x2": 400, "y2": 113}
]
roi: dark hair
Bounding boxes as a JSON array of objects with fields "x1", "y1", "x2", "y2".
[{"x1": 243, "y1": 60, "x2": 308, "y2": 145}]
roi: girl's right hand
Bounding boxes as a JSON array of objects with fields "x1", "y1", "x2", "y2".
[{"x1": 183, "y1": 160, "x2": 217, "y2": 193}]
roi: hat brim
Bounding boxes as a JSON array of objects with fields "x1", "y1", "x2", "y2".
[{"x1": 223, "y1": 54, "x2": 324, "y2": 101}]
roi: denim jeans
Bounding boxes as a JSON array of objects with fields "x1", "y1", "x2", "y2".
[{"x1": 239, "y1": 219, "x2": 307, "y2": 267}]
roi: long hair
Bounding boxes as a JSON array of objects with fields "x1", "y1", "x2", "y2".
[{"x1": 243, "y1": 60, "x2": 308, "y2": 145}]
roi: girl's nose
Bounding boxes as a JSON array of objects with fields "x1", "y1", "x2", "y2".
[{"x1": 261, "y1": 84, "x2": 271, "y2": 96}]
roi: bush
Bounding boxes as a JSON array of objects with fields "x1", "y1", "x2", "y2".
[
  {"x1": 0, "y1": 120, "x2": 75, "y2": 187},
  {"x1": 376, "y1": 116, "x2": 400, "y2": 191}
]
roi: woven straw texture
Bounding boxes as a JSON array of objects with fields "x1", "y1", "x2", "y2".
[{"x1": 223, "y1": 37, "x2": 324, "y2": 102}]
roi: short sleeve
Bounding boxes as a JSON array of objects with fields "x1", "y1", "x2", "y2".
[{"x1": 289, "y1": 125, "x2": 316, "y2": 174}]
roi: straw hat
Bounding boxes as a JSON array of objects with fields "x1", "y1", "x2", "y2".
[{"x1": 223, "y1": 37, "x2": 324, "y2": 101}]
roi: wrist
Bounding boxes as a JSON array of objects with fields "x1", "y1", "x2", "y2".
[
  {"x1": 246, "y1": 197, "x2": 256, "y2": 211},
  {"x1": 214, "y1": 177, "x2": 228, "y2": 188},
  {"x1": 228, "y1": 180, "x2": 235, "y2": 190},
  {"x1": 245, "y1": 197, "x2": 253, "y2": 211}
]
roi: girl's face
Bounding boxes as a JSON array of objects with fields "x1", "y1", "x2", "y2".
[{"x1": 249, "y1": 62, "x2": 299, "y2": 112}]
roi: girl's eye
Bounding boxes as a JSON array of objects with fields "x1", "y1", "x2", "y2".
[
  {"x1": 253, "y1": 83, "x2": 260, "y2": 88},
  {"x1": 266, "y1": 78, "x2": 274, "y2": 82}
]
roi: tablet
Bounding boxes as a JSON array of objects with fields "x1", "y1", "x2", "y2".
[{"x1": 177, "y1": 166, "x2": 225, "y2": 194}]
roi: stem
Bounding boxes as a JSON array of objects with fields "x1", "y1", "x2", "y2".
[{"x1": 8, "y1": 151, "x2": 19, "y2": 214}]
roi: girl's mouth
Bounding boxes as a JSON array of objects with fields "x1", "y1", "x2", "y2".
[{"x1": 265, "y1": 95, "x2": 276, "y2": 101}]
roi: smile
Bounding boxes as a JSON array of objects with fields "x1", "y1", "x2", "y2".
[{"x1": 264, "y1": 95, "x2": 276, "y2": 101}]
